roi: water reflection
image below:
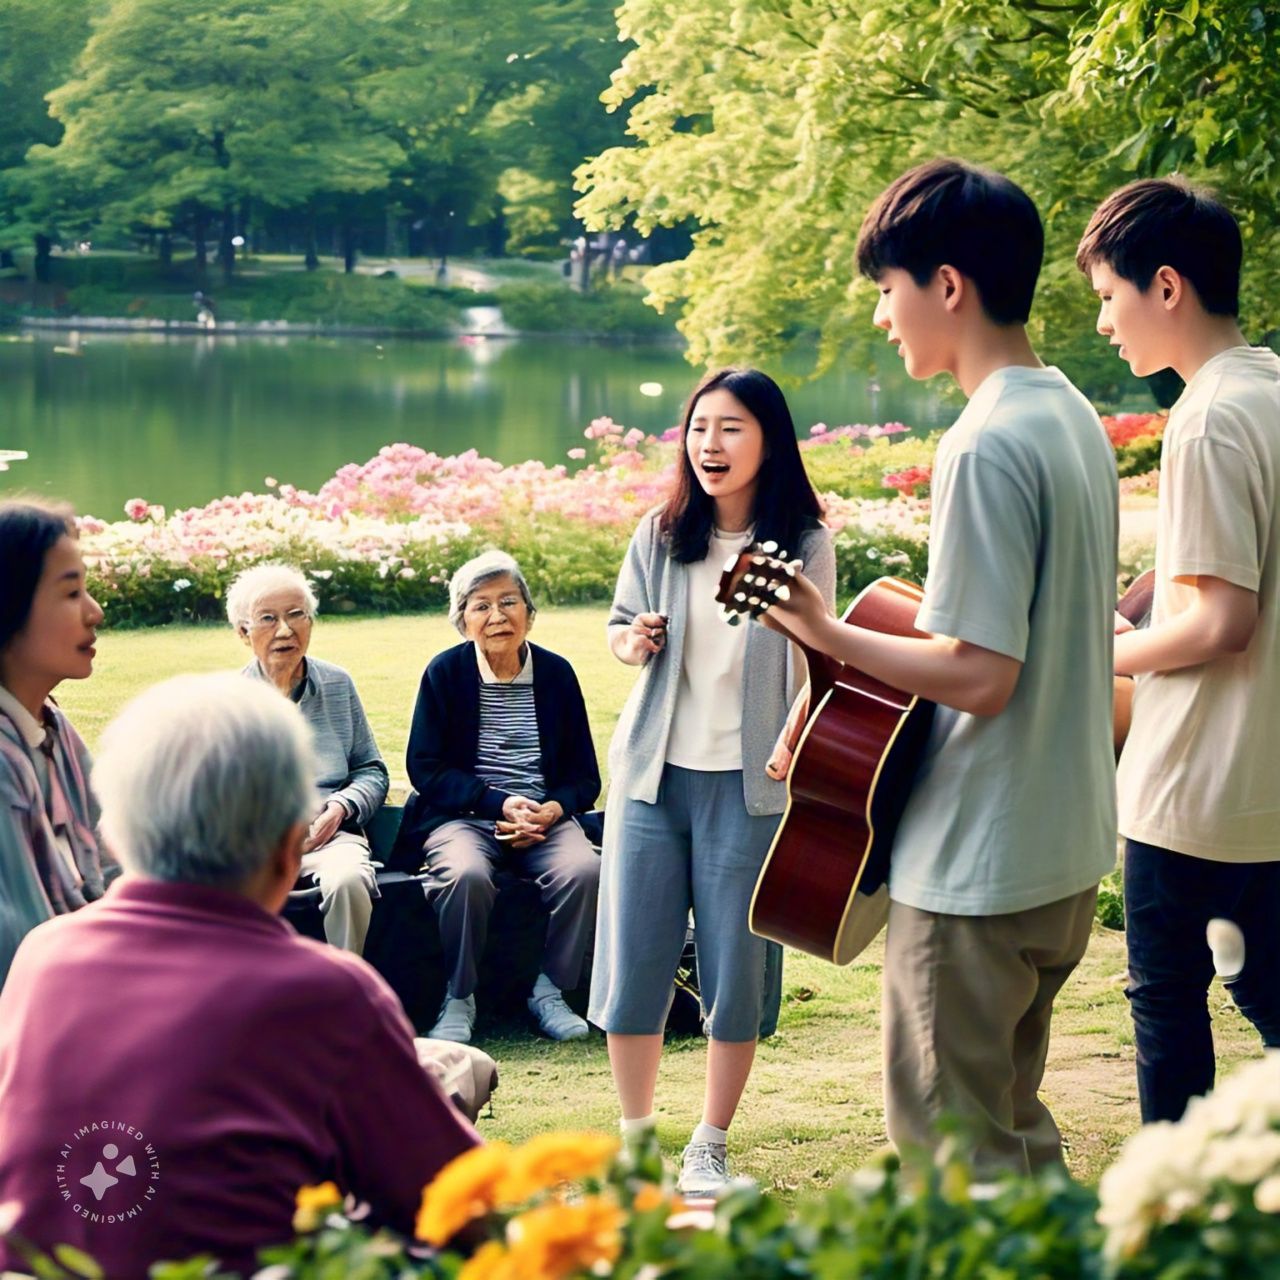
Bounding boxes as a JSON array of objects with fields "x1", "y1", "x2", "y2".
[{"x1": 2, "y1": 332, "x2": 953, "y2": 517}]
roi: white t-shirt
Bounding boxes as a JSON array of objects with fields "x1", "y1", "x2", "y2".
[
  {"x1": 890, "y1": 366, "x2": 1119, "y2": 916},
  {"x1": 1118, "y1": 345, "x2": 1280, "y2": 861},
  {"x1": 665, "y1": 528, "x2": 753, "y2": 771}
]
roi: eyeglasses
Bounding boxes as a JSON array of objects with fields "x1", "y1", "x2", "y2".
[
  {"x1": 249, "y1": 608, "x2": 312, "y2": 632},
  {"x1": 465, "y1": 595, "x2": 524, "y2": 617}
]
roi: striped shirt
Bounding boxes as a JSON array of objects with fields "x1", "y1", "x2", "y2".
[{"x1": 474, "y1": 644, "x2": 545, "y2": 800}]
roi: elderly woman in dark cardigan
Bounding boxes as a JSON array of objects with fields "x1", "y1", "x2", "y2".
[{"x1": 398, "y1": 551, "x2": 601, "y2": 1045}]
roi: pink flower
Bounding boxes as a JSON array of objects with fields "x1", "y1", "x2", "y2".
[
  {"x1": 809, "y1": 423, "x2": 828, "y2": 436},
  {"x1": 567, "y1": 447, "x2": 586, "y2": 460},
  {"x1": 124, "y1": 498, "x2": 149, "y2": 521}
]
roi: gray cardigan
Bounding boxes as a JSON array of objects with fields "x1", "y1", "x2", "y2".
[{"x1": 607, "y1": 510, "x2": 836, "y2": 815}]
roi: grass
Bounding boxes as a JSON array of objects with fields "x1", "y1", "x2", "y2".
[{"x1": 54, "y1": 608, "x2": 1264, "y2": 1191}]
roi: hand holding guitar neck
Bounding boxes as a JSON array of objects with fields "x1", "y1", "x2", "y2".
[{"x1": 715, "y1": 541, "x2": 826, "y2": 645}]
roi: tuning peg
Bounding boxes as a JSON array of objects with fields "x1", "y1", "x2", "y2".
[
  {"x1": 761, "y1": 540, "x2": 778, "y2": 554},
  {"x1": 734, "y1": 592, "x2": 748, "y2": 604},
  {"x1": 751, "y1": 554, "x2": 766, "y2": 567},
  {"x1": 773, "y1": 584, "x2": 791, "y2": 603}
]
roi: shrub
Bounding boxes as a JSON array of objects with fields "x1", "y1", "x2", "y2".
[{"x1": 495, "y1": 281, "x2": 675, "y2": 336}]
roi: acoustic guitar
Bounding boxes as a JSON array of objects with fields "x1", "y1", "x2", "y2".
[{"x1": 716, "y1": 545, "x2": 935, "y2": 965}]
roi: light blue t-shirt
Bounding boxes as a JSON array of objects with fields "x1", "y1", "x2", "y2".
[{"x1": 889, "y1": 365, "x2": 1119, "y2": 916}]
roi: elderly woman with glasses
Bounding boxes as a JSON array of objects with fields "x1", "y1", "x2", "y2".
[
  {"x1": 227, "y1": 564, "x2": 388, "y2": 955},
  {"x1": 398, "y1": 550, "x2": 601, "y2": 1045}
]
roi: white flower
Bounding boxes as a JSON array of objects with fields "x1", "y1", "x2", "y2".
[
  {"x1": 173, "y1": 578, "x2": 192, "y2": 591},
  {"x1": 1254, "y1": 1173, "x2": 1280, "y2": 1214},
  {"x1": 309, "y1": 569, "x2": 334, "y2": 580}
]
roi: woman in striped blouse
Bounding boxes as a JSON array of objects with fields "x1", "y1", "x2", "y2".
[{"x1": 399, "y1": 551, "x2": 601, "y2": 1045}]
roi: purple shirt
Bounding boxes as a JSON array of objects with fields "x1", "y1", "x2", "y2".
[{"x1": 0, "y1": 878, "x2": 479, "y2": 1278}]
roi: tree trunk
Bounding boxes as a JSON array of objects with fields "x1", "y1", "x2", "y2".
[
  {"x1": 193, "y1": 212, "x2": 208, "y2": 275},
  {"x1": 0, "y1": 249, "x2": 14, "y2": 270},
  {"x1": 342, "y1": 223, "x2": 357, "y2": 274},
  {"x1": 305, "y1": 208, "x2": 319, "y2": 270},
  {"x1": 158, "y1": 232, "x2": 172, "y2": 268},
  {"x1": 219, "y1": 203, "x2": 235, "y2": 283},
  {"x1": 33, "y1": 233, "x2": 51, "y2": 284}
]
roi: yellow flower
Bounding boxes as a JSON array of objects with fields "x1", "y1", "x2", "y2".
[
  {"x1": 505, "y1": 1196, "x2": 626, "y2": 1280},
  {"x1": 292, "y1": 1181, "x2": 342, "y2": 1233},
  {"x1": 416, "y1": 1142, "x2": 513, "y2": 1246},
  {"x1": 458, "y1": 1240, "x2": 519, "y2": 1280},
  {"x1": 496, "y1": 1131, "x2": 620, "y2": 1205}
]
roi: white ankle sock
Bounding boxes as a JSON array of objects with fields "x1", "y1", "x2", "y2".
[
  {"x1": 692, "y1": 1121, "x2": 728, "y2": 1146},
  {"x1": 620, "y1": 1114, "x2": 655, "y2": 1138}
]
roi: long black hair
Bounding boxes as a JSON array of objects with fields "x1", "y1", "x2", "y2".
[
  {"x1": 0, "y1": 499, "x2": 77, "y2": 652},
  {"x1": 659, "y1": 367, "x2": 825, "y2": 563}
]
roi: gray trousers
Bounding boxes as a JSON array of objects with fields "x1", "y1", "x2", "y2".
[
  {"x1": 421, "y1": 818, "x2": 600, "y2": 1000},
  {"x1": 883, "y1": 884, "x2": 1098, "y2": 1177},
  {"x1": 299, "y1": 831, "x2": 376, "y2": 955}
]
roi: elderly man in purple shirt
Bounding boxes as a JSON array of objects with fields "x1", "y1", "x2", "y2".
[{"x1": 0, "y1": 673, "x2": 480, "y2": 1279}]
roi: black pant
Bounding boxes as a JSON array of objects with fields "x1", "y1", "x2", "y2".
[{"x1": 1124, "y1": 838, "x2": 1280, "y2": 1122}]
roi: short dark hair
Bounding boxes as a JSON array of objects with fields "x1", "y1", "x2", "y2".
[
  {"x1": 855, "y1": 158, "x2": 1044, "y2": 325},
  {"x1": 660, "y1": 368, "x2": 824, "y2": 564},
  {"x1": 0, "y1": 499, "x2": 78, "y2": 651},
  {"x1": 1075, "y1": 177, "x2": 1242, "y2": 317}
]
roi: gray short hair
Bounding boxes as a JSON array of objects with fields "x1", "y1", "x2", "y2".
[
  {"x1": 225, "y1": 563, "x2": 319, "y2": 634},
  {"x1": 92, "y1": 673, "x2": 318, "y2": 889},
  {"x1": 448, "y1": 550, "x2": 536, "y2": 635}
]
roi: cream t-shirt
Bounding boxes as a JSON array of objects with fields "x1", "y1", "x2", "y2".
[
  {"x1": 665, "y1": 528, "x2": 753, "y2": 771},
  {"x1": 1119, "y1": 345, "x2": 1280, "y2": 861}
]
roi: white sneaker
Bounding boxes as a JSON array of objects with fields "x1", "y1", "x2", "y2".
[
  {"x1": 527, "y1": 987, "x2": 589, "y2": 1041},
  {"x1": 676, "y1": 1140, "x2": 730, "y2": 1197},
  {"x1": 428, "y1": 993, "x2": 476, "y2": 1043}
]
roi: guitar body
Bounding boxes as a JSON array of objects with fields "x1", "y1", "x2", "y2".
[{"x1": 748, "y1": 577, "x2": 936, "y2": 965}]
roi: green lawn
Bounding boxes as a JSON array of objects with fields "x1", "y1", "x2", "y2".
[{"x1": 54, "y1": 609, "x2": 1263, "y2": 1191}]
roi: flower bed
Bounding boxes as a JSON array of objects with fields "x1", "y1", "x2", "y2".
[
  {"x1": 77, "y1": 412, "x2": 1154, "y2": 628},
  {"x1": 17, "y1": 1056, "x2": 1280, "y2": 1278},
  {"x1": 78, "y1": 419, "x2": 935, "y2": 628}
]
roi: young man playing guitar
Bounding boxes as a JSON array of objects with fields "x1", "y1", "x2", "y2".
[
  {"x1": 1079, "y1": 179, "x2": 1280, "y2": 1123},
  {"x1": 764, "y1": 159, "x2": 1119, "y2": 1175}
]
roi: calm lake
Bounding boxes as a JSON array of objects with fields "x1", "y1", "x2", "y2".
[{"x1": 1, "y1": 331, "x2": 956, "y2": 518}]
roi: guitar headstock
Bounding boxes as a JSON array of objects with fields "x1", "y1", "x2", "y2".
[{"x1": 714, "y1": 540, "x2": 802, "y2": 626}]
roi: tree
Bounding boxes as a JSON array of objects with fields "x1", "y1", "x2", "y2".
[
  {"x1": 0, "y1": 0, "x2": 92, "y2": 274},
  {"x1": 32, "y1": 0, "x2": 406, "y2": 280},
  {"x1": 576, "y1": 0, "x2": 1280, "y2": 395}
]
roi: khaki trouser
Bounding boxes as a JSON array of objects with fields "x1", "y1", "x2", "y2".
[
  {"x1": 299, "y1": 831, "x2": 376, "y2": 955},
  {"x1": 883, "y1": 884, "x2": 1098, "y2": 1177}
]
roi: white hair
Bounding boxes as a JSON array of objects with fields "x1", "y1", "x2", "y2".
[
  {"x1": 92, "y1": 673, "x2": 319, "y2": 888},
  {"x1": 448, "y1": 550, "x2": 536, "y2": 635},
  {"x1": 225, "y1": 563, "x2": 319, "y2": 633}
]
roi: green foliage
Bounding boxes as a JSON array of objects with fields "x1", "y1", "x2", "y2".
[
  {"x1": 576, "y1": 0, "x2": 1280, "y2": 399},
  {"x1": 12, "y1": 259, "x2": 462, "y2": 329},
  {"x1": 1115, "y1": 437, "x2": 1165, "y2": 479},
  {"x1": 805, "y1": 434, "x2": 940, "y2": 500},
  {"x1": 1096, "y1": 870, "x2": 1125, "y2": 932},
  {"x1": 495, "y1": 280, "x2": 677, "y2": 335}
]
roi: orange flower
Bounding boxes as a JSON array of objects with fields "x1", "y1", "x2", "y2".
[
  {"x1": 457, "y1": 1240, "x2": 518, "y2": 1280},
  {"x1": 496, "y1": 1132, "x2": 620, "y2": 1205},
  {"x1": 292, "y1": 1181, "x2": 342, "y2": 1233},
  {"x1": 505, "y1": 1196, "x2": 626, "y2": 1279},
  {"x1": 416, "y1": 1142, "x2": 513, "y2": 1246},
  {"x1": 632, "y1": 1183, "x2": 672, "y2": 1214}
]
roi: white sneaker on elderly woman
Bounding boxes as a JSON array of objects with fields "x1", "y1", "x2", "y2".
[
  {"x1": 527, "y1": 971, "x2": 589, "y2": 1040},
  {"x1": 429, "y1": 993, "x2": 477, "y2": 1044}
]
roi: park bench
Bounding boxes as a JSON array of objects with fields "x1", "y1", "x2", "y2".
[{"x1": 284, "y1": 804, "x2": 602, "y2": 1033}]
